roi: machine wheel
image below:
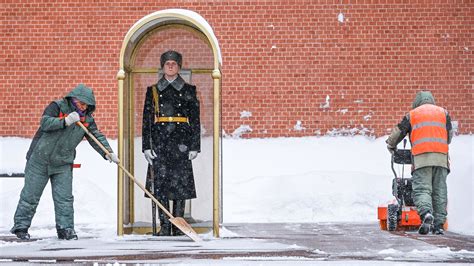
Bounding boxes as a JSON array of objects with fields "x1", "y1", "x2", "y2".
[{"x1": 387, "y1": 204, "x2": 399, "y2": 231}]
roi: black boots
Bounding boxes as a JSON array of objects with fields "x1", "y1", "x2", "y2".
[
  {"x1": 13, "y1": 229, "x2": 30, "y2": 240},
  {"x1": 172, "y1": 200, "x2": 185, "y2": 236},
  {"x1": 14, "y1": 228, "x2": 77, "y2": 240},
  {"x1": 157, "y1": 223, "x2": 172, "y2": 236},
  {"x1": 57, "y1": 228, "x2": 78, "y2": 240},
  {"x1": 432, "y1": 224, "x2": 445, "y2": 235},
  {"x1": 157, "y1": 199, "x2": 171, "y2": 236},
  {"x1": 418, "y1": 213, "x2": 434, "y2": 235},
  {"x1": 157, "y1": 199, "x2": 186, "y2": 236}
]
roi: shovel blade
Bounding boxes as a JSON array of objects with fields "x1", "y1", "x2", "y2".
[{"x1": 169, "y1": 217, "x2": 202, "y2": 242}]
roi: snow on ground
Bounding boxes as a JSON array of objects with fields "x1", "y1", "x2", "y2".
[
  {"x1": 0, "y1": 135, "x2": 472, "y2": 233},
  {"x1": 0, "y1": 226, "x2": 296, "y2": 259},
  {"x1": 223, "y1": 136, "x2": 391, "y2": 223},
  {"x1": 0, "y1": 135, "x2": 472, "y2": 264},
  {"x1": 221, "y1": 135, "x2": 473, "y2": 234}
]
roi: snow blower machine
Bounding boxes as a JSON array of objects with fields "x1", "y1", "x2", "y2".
[{"x1": 378, "y1": 139, "x2": 421, "y2": 231}]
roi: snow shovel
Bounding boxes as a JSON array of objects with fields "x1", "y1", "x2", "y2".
[{"x1": 76, "y1": 122, "x2": 202, "y2": 242}]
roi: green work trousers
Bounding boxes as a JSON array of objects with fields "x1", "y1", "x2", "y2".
[
  {"x1": 11, "y1": 159, "x2": 74, "y2": 233},
  {"x1": 412, "y1": 166, "x2": 448, "y2": 226}
]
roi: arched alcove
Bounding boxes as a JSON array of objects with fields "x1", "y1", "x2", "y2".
[{"x1": 116, "y1": 9, "x2": 222, "y2": 237}]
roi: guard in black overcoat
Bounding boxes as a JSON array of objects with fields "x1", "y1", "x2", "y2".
[{"x1": 142, "y1": 50, "x2": 201, "y2": 236}]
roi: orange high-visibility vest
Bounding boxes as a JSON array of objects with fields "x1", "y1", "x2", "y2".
[{"x1": 409, "y1": 104, "x2": 448, "y2": 155}]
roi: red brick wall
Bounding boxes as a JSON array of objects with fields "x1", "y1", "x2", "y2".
[{"x1": 1, "y1": 0, "x2": 472, "y2": 139}]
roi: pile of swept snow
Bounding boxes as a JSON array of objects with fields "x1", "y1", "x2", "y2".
[{"x1": 0, "y1": 135, "x2": 472, "y2": 235}]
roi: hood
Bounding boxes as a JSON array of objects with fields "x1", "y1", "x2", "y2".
[
  {"x1": 65, "y1": 84, "x2": 96, "y2": 113},
  {"x1": 412, "y1": 91, "x2": 436, "y2": 109}
]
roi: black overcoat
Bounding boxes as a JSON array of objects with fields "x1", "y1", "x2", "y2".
[{"x1": 142, "y1": 75, "x2": 200, "y2": 200}]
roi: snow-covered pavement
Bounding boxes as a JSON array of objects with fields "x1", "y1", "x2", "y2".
[{"x1": 0, "y1": 223, "x2": 473, "y2": 264}]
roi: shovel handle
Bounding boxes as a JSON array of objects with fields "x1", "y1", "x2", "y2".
[
  {"x1": 76, "y1": 122, "x2": 174, "y2": 219},
  {"x1": 76, "y1": 122, "x2": 116, "y2": 160}
]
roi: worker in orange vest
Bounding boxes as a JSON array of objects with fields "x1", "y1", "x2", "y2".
[{"x1": 386, "y1": 91, "x2": 453, "y2": 235}]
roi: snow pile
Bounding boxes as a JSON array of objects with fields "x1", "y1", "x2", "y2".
[
  {"x1": 326, "y1": 126, "x2": 374, "y2": 136},
  {"x1": 230, "y1": 125, "x2": 253, "y2": 138},
  {"x1": 222, "y1": 135, "x2": 473, "y2": 234},
  {"x1": 294, "y1": 121, "x2": 306, "y2": 131},
  {"x1": 0, "y1": 135, "x2": 472, "y2": 235},
  {"x1": 320, "y1": 95, "x2": 330, "y2": 109},
  {"x1": 240, "y1": 110, "x2": 252, "y2": 118},
  {"x1": 380, "y1": 247, "x2": 474, "y2": 262}
]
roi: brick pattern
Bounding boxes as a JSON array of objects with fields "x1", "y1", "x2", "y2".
[{"x1": 1, "y1": 1, "x2": 472, "y2": 139}]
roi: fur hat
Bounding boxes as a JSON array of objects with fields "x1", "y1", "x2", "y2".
[{"x1": 160, "y1": 50, "x2": 182, "y2": 68}]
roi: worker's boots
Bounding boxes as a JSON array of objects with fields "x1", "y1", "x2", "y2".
[
  {"x1": 13, "y1": 229, "x2": 30, "y2": 240},
  {"x1": 432, "y1": 224, "x2": 445, "y2": 235},
  {"x1": 57, "y1": 228, "x2": 78, "y2": 240},
  {"x1": 418, "y1": 213, "x2": 434, "y2": 235}
]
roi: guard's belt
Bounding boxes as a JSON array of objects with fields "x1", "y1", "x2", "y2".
[{"x1": 155, "y1": 116, "x2": 189, "y2": 123}]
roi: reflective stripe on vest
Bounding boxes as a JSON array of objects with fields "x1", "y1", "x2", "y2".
[{"x1": 409, "y1": 104, "x2": 448, "y2": 155}]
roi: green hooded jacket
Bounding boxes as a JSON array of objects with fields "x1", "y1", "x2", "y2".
[
  {"x1": 27, "y1": 84, "x2": 113, "y2": 170},
  {"x1": 412, "y1": 91, "x2": 436, "y2": 109}
]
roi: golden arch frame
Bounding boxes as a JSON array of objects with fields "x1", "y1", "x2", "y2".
[{"x1": 116, "y1": 9, "x2": 222, "y2": 237}]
